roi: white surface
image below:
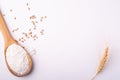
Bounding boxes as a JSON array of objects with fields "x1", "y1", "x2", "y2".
[{"x1": 0, "y1": 0, "x2": 120, "y2": 80}]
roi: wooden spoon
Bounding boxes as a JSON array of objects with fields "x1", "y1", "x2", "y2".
[{"x1": 0, "y1": 12, "x2": 32, "y2": 77}]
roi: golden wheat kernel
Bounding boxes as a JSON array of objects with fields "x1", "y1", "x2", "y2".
[
  {"x1": 30, "y1": 15, "x2": 36, "y2": 19},
  {"x1": 31, "y1": 21, "x2": 36, "y2": 27},
  {"x1": 25, "y1": 33, "x2": 27, "y2": 37},
  {"x1": 33, "y1": 38, "x2": 36, "y2": 40},
  {"x1": 15, "y1": 28, "x2": 19, "y2": 31},
  {"x1": 28, "y1": 7, "x2": 30, "y2": 11},
  {"x1": 29, "y1": 32, "x2": 32, "y2": 35},
  {"x1": 27, "y1": 36, "x2": 30, "y2": 38},
  {"x1": 29, "y1": 29, "x2": 31, "y2": 31},
  {"x1": 40, "y1": 29, "x2": 44, "y2": 35},
  {"x1": 14, "y1": 17, "x2": 16, "y2": 20},
  {"x1": 10, "y1": 9, "x2": 12, "y2": 12},
  {"x1": 44, "y1": 16, "x2": 47, "y2": 18},
  {"x1": 41, "y1": 16, "x2": 43, "y2": 19},
  {"x1": 26, "y1": 3, "x2": 29, "y2": 6},
  {"x1": 18, "y1": 38, "x2": 21, "y2": 41},
  {"x1": 12, "y1": 30, "x2": 14, "y2": 32},
  {"x1": 33, "y1": 27, "x2": 36, "y2": 30}
]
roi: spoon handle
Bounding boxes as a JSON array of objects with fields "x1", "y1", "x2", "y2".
[{"x1": 0, "y1": 12, "x2": 14, "y2": 46}]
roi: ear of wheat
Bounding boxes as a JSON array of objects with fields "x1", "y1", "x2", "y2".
[{"x1": 91, "y1": 47, "x2": 109, "y2": 80}]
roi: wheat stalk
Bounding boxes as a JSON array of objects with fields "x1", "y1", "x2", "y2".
[{"x1": 91, "y1": 47, "x2": 109, "y2": 80}]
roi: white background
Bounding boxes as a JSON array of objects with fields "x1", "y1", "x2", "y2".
[{"x1": 0, "y1": 0, "x2": 120, "y2": 80}]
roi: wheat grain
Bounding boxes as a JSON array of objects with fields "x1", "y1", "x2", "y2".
[
  {"x1": 26, "y1": 3, "x2": 28, "y2": 6},
  {"x1": 91, "y1": 47, "x2": 109, "y2": 80},
  {"x1": 30, "y1": 15, "x2": 36, "y2": 19}
]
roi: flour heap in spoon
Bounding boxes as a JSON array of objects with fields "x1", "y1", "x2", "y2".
[{"x1": 6, "y1": 44, "x2": 30, "y2": 75}]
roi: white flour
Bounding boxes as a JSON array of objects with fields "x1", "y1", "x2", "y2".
[{"x1": 6, "y1": 44, "x2": 29, "y2": 75}]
